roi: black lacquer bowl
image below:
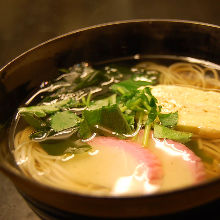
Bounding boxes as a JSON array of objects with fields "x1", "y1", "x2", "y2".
[{"x1": 0, "y1": 20, "x2": 220, "y2": 219}]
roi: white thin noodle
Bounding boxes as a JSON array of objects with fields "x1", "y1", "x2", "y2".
[
  {"x1": 14, "y1": 127, "x2": 110, "y2": 194},
  {"x1": 136, "y1": 62, "x2": 220, "y2": 89},
  {"x1": 14, "y1": 62, "x2": 220, "y2": 192}
]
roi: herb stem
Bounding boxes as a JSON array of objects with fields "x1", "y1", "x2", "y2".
[
  {"x1": 86, "y1": 92, "x2": 92, "y2": 106},
  {"x1": 120, "y1": 106, "x2": 127, "y2": 112},
  {"x1": 143, "y1": 101, "x2": 151, "y2": 111},
  {"x1": 132, "y1": 112, "x2": 143, "y2": 141},
  {"x1": 117, "y1": 87, "x2": 126, "y2": 95},
  {"x1": 82, "y1": 96, "x2": 87, "y2": 106},
  {"x1": 143, "y1": 123, "x2": 152, "y2": 147},
  {"x1": 111, "y1": 94, "x2": 117, "y2": 104}
]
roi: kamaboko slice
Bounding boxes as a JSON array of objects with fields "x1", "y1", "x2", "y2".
[
  {"x1": 62, "y1": 136, "x2": 163, "y2": 196},
  {"x1": 136, "y1": 131, "x2": 206, "y2": 191},
  {"x1": 88, "y1": 137, "x2": 163, "y2": 195}
]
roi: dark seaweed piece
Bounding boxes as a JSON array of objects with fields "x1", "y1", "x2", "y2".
[
  {"x1": 41, "y1": 138, "x2": 91, "y2": 156},
  {"x1": 19, "y1": 112, "x2": 47, "y2": 130},
  {"x1": 31, "y1": 127, "x2": 79, "y2": 142}
]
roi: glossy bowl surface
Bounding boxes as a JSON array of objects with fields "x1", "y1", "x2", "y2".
[{"x1": 0, "y1": 19, "x2": 220, "y2": 219}]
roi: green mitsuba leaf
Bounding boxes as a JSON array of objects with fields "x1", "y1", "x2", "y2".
[
  {"x1": 110, "y1": 67, "x2": 160, "y2": 95},
  {"x1": 19, "y1": 98, "x2": 77, "y2": 117},
  {"x1": 159, "y1": 112, "x2": 178, "y2": 127},
  {"x1": 50, "y1": 111, "x2": 81, "y2": 132},
  {"x1": 123, "y1": 113, "x2": 135, "y2": 129},
  {"x1": 111, "y1": 79, "x2": 151, "y2": 95},
  {"x1": 154, "y1": 124, "x2": 192, "y2": 144},
  {"x1": 146, "y1": 107, "x2": 158, "y2": 125},
  {"x1": 78, "y1": 119, "x2": 93, "y2": 139},
  {"x1": 19, "y1": 112, "x2": 47, "y2": 130},
  {"x1": 19, "y1": 105, "x2": 57, "y2": 117},
  {"x1": 18, "y1": 62, "x2": 184, "y2": 155},
  {"x1": 89, "y1": 94, "x2": 117, "y2": 110},
  {"x1": 121, "y1": 88, "x2": 154, "y2": 112},
  {"x1": 99, "y1": 105, "x2": 132, "y2": 134},
  {"x1": 79, "y1": 104, "x2": 132, "y2": 139}
]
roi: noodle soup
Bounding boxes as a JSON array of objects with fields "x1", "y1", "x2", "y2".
[{"x1": 13, "y1": 58, "x2": 220, "y2": 196}]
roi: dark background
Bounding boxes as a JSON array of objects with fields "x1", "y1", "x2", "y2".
[
  {"x1": 0, "y1": 0, "x2": 220, "y2": 219},
  {"x1": 1, "y1": 0, "x2": 220, "y2": 68}
]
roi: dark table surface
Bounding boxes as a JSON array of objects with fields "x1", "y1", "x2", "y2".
[{"x1": 0, "y1": 0, "x2": 220, "y2": 219}]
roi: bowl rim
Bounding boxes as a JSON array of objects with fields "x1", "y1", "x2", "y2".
[
  {"x1": 1, "y1": 18, "x2": 220, "y2": 72},
  {"x1": 0, "y1": 18, "x2": 220, "y2": 201}
]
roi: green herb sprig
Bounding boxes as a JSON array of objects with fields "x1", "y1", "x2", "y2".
[{"x1": 18, "y1": 63, "x2": 192, "y2": 155}]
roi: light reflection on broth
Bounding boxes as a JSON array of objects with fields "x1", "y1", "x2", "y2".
[{"x1": 13, "y1": 58, "x2": 220, "y2": 196}]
